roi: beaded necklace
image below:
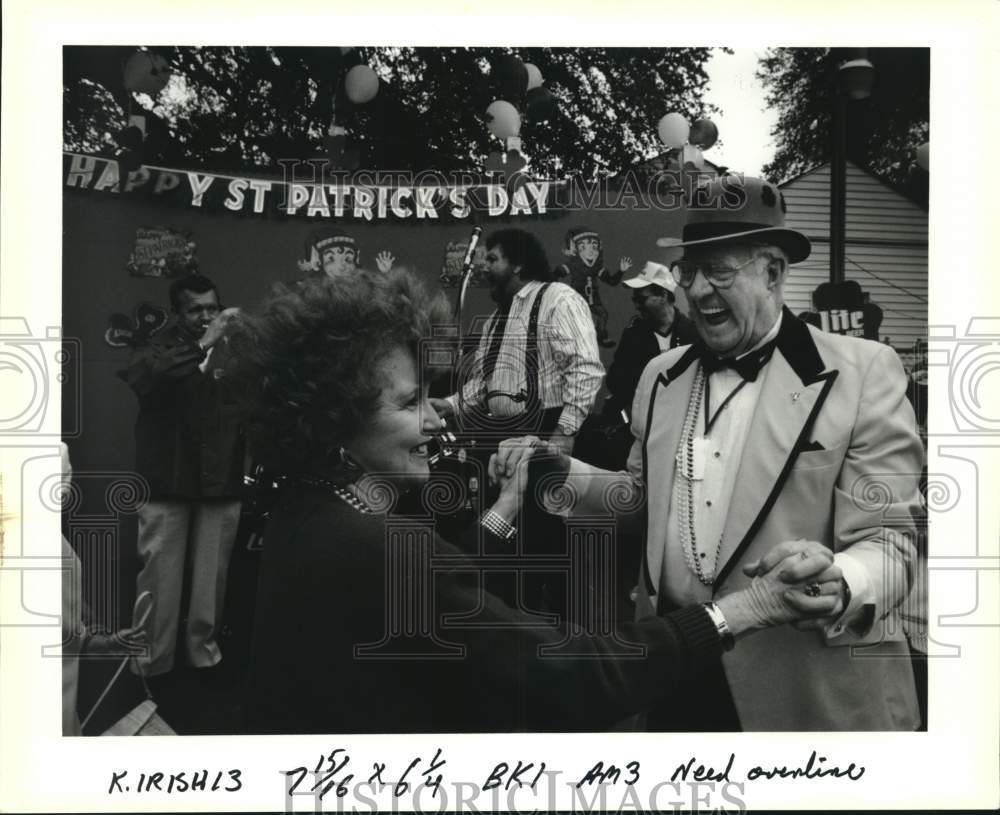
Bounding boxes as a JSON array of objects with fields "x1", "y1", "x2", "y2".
[
  {"x1": 332, "y1": 485, "x2": 374, "y2": 514},
  {"x1": 296, "y1": 475, "x2": 374, "y2": 515},
  {"x1": 674, "y1": 365, "x2": 724, "y2": 585}
]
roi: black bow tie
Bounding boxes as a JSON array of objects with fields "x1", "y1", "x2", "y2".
[{"x1": 700, "y1": 341, "x2": 777, "y2": 382}]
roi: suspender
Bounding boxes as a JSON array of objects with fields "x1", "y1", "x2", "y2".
[
  {"x1": 481, "y1": 282, "x2": 552, "y2": 415},
  {"x1": 523, "y1": 282, "x2": 551, "y2": 411}
]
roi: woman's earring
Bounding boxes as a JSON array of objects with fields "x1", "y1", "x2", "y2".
[{"x1": 339, "y1": 446, "x2": 359, "y2": 470}]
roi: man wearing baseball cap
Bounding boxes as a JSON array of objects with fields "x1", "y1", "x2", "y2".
[
  {"x1": 496, "y1": 175, "x2": 924, "y2": 731},
  {"x1": 604, "y1": 261, "x2": 698, "y2": 423}
]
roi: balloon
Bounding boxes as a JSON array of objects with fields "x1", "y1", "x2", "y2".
[
  {"x1": 485, "y1": 100, "x2": 521, "y2": 139},
  {"x1": 489, "y1": 54, "x2": 528, "y2": 103},
  {"x1": 123, "y1": 50, "x2": 170, "y2": 95},
  {"x1": 525, "y1": 86, "x2": 557, "y2": 122},
  {"x1": 657, "y1": 112, "x2": 690, "y2": 149},
  {"x1": 915, "y1": 142, "x2": 929, "y2": 171},
  {"x1": 344, "y1": 65, "x2": 379, "y2": 104},
  {"x1": 116, "y1": 126, "x2": 144, "y2": 151},
  {"x1": 689, "y1": 118, "x2": 719, "y2": 150},
  {"x1": 525, "y1": 63, "x2": 543, "y2": 90}
]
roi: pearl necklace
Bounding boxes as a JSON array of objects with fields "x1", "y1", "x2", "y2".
[{"x1": 674, "y1": 365, "x2": 724, "y2": 585}]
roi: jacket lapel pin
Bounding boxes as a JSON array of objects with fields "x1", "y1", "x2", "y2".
[{"x1": 791, "y1": 391, "x2": 801, "y2": 402}]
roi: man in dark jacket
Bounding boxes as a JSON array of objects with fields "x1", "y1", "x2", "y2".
[
  {"x1": 121, "y1": 274, "x2": 244, "y2": 676},
  {"x1": 604, "y1": 262, "x2": 699, "y2": 420}
]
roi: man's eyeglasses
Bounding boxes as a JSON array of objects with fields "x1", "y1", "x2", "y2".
[{"x1": 669, "y1": 256, "x2": 758, "y2": 289}]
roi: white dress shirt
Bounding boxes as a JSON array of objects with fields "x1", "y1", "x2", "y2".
[{"x1": 447, "y1": 280, "x2": 604, "y2": 433}]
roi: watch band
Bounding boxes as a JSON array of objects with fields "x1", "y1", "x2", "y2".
[
  {"x1": 702, "y1": 602, "x2": 736, "y2": 651},
  {"x1": 481, "y1": 509, "x2": 516, "y2": 541}
]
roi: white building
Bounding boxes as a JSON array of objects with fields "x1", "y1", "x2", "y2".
[{"x1": 780, "y1": 161, "x2": 928, "y2": 351}]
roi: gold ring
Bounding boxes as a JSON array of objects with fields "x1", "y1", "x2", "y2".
[{"x1": 804, "y1": 582, "x2": 822, "y2": 598}]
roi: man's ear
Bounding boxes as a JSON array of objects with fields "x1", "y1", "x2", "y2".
[{"x1": 766, "y1": 256, "x2": 788, "y2": 289}]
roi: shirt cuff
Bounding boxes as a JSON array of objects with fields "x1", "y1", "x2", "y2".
[
  {"x1": 445, "y1": 394, "x2": 461, "y2": 418},
  {"x1": 823, "y1": 551, "x2": 875, "y2": 640},
  {"x1": 557, "y1": 404, "x2": 587, "y2": 434}
]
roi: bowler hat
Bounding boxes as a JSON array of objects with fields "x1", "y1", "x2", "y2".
[{"x1": 657, "y1": 176, "x2": 811, "y2": 264}]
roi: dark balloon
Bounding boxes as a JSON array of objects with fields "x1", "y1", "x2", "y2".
[
  {"x1": 689, "y1": 118, "x2": 719, "y2": 149},
  {"x1": 489, "y1": 54, "x2": 528, "y2": 104},
  {"x1": 117, "y1": 126, "x2": 144, "y2": 151},
  {"x1": 525, "y1": 86, "x2": 557, "y2": 122}
]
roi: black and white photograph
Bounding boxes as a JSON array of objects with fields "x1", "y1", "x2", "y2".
[{"x1": 0, "y1": 2, "x2": 997, "y2": 813}]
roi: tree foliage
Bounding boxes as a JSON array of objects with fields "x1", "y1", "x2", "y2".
[
  {"x1": 757, "y1": 48, "x2": 929, "y2": 196},
  {"x1": 63, "y1": 46, "x2": 716, "y2": 178}
]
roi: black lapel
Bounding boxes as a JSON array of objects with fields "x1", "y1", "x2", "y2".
[
  {"x1": 638, "y1": 344, "x2": 701, "y2": 597},
  {"x1": 711, "y1": 310, "x2": 838, "y2": 590}
]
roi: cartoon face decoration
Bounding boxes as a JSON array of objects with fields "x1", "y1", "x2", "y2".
[
  {"x1": 321, "y1": 245, "x2": 358, "y2": 278},
  {"x1": 573, "y1": 236, "x2": 601, "y2": 267}
]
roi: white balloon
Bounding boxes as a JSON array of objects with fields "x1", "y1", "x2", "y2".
[
  {"x1": 525, "y1": 63, "x2": 543, "y2": 90},
  {"x1": 344, "y1": 65, "x2": 379, "y2": 104},
  {"x1": 657, "y1": 112, "x2": 690, "y2": 149},
  {"x1": 915, "y1": 142, "x2": 929, "y2": 171},
  {"x1": 486, "y1": 100, "x2": 521, "y2": 139}
]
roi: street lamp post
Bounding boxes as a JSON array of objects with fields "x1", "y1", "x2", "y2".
[{"x1": 829, "y1": 49, "x2": 876, "y2": 283}]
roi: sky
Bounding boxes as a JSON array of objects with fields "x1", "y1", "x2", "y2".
[{"x1": 699, "y1": 48, "x2": 778, "y2": 178}]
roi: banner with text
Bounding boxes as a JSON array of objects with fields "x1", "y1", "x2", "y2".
[{"x1": 63, "y1": 153, "x2": 557, "y2": 221}]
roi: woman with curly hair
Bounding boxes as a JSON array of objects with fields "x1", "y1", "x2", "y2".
[{"x1": 230, "y1": 269, "x2": 832, "y2": 733}]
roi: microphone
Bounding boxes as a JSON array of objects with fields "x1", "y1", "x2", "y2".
[
  {"x1": 455, "y1": 224, "x2": 484, "y2": 332},
  {"x1": 461, "y1": 226, "x2": 483, "y2": 272}
]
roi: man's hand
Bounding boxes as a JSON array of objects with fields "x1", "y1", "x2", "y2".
[
  {"x1": 199, "y1": 307, "x2": 240, "y2": 350},
  {"x1": 489, "y1": 436, "x2": 542, "y2": 491},
  {"x1": 618, "y1": 256, "x2": 633, "y2": 273},
  {"x1": 742, "y1": 539, "x2": 847, "y2": 629},
  {"x1": 428, "y1": 397, "x2": 455, "y2": 422},
  {"x1": 720, "y1": 550, "x2": 841, "y2": 634},
  {"x1": 486, "y1": 436, "x2": 544, "y2": 520},
  {"x1": 489, "y1": 435, "x2": 573, "y2": 516},
  {"x1": 375, "y1": 250, "x2": 395, "y2": 273}
]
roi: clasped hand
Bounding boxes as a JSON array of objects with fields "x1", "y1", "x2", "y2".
[
  {"x1": 486, "y1": 440, "x2": 847, "y2": 632},
  {"x1": 740, "y1": 540, "x2": 847, "y2": 630},
  {"x1": 487, "y1": 435, "x2": 570, "y2": 498}
]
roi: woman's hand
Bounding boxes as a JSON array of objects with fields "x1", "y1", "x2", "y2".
[
  {"x1": 742, "y1": 539, "x2": 847, "y2": 630},
  {"x1": 716, "y1": 549, "x2": 843, "y2": 636},
  {"x1": 487, "y1": 436, "x2": 542, "y2": 521}
]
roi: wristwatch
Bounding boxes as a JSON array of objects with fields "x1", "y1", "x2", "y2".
[
  {"x1": 702, "y1": 602, "x2": 736, "y2": 651},
  {"x1": 555, "y1": 425, "x2": 576, "y2": 437}
]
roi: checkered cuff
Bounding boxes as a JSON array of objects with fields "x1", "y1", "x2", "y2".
[{"x1": 480, "y1": 510, "x2": 516, "y2": 541}]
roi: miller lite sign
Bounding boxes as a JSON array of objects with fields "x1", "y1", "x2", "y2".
[{"x1": 807, "y1": 280, "x2": 883, "y2": 341}]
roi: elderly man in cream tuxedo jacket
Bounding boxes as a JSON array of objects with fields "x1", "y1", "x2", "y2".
[{"x1": 496, "y1": 176, "x2": 923, "y2": 731}]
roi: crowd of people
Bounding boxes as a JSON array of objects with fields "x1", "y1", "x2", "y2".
[{"x1": 66, "y1": 174, "x2": 926, "y2": 734}]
